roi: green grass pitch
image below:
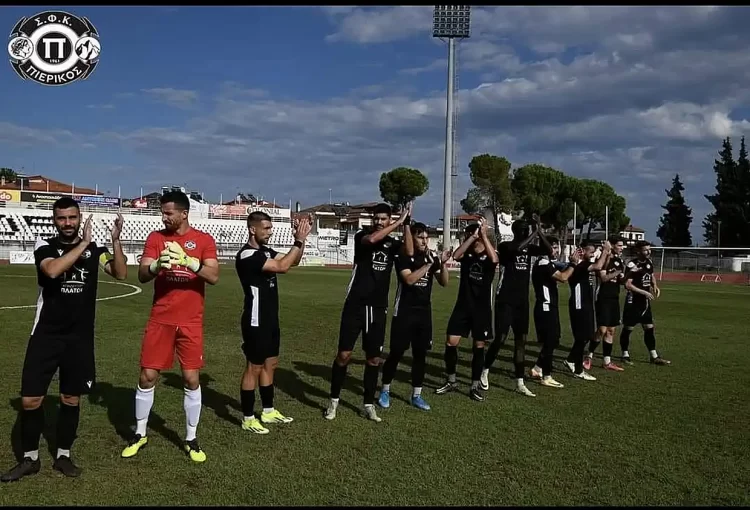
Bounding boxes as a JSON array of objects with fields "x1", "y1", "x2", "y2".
[{"x1": 0, "y1": 265, "x2": 748, "y2": 505}]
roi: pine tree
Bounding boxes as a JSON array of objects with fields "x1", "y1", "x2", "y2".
[
  {"x1": 657, "y1": 174, "x2": 692, "y2": 247},
  {"x1": 703, "y1": 137, "x2": 737, "y2": 246}
]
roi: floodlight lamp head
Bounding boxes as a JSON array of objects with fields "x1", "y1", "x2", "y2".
[{"x1": 432, "y1": 5, "x2": 471, "y2": 39}]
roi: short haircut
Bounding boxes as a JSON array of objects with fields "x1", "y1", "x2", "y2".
[
  {"x1": 373, "y1": 203, "x2": 392, "y2": 216},
  {"x1": 412, "y1": 222, "x2": 428, "y2": 236},
  {"x1": 608, "y1": 235, "x2": 624, "y2": 245},
  {"x1": 160, "y1": 190, "x2": 190, "y2": 211},
  {"x1": 547, "y1": 236, "x2": 560, "y2": 245},
  {"x1": 634, "y1": 240, "x2": 651, "y2": 250},
  {"x1": 247, "y1": 211, "x2": 271, "y2": 226},
  {"x1": 464, "y1": 223, "x2": 479, "y2": 236},
  {"x1": 52, "y1": 196, "x2": 79, "y2": 213},
  {"x1": 580, "y1": 239, "x2": 597, "y2": 249}
]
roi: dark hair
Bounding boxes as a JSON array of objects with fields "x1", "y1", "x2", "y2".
[
  {"x1": 160, "y1": 190, "x2": 190, "y2": 211},
  {"x1": 634, "y1": 240, "x2": 651, "y2": 250},
  {"x1": 412, "y1": 222, "x2": 428, "y2": 236},
  {"x1": 464, "y1": 223, "x2": 479, "y2": 236},
  {"x1": 548, "y1": 236, "x2": 560, "y2": 245},
  {"x1": 580, "y1": 239, "x2": 597, "y2": 249},
  {"x1": 52, "y1": 197, "x2": 79, "y2": 213},
  {"x1": 511, "y1": 219, "x2": 528, "y2": 238},
  {"x1": 608, "y1": 235, "x2": 624, "y2": 245},
  {"x1": 247, "y1": 211, "x2": 271, "y2": 226},
  {"x1": 373, "y1": 203, "x2": 391, "y2": 216}
]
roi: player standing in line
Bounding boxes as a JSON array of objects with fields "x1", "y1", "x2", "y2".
[
  {"x1": 436, "y1": 220, "x2": 499, "y2": 402},
  {"x1": 121, "y1": 191, "x2": 219, "y2": 463},
  {"x1": 235, "y1": 212, "x2": 312, "y2": 434},
  {"x1": 620, "y1": 241, "x2": 670, "y2": 365},
  {"x1": 1, "y1": 198, "x2": 127, "y2": 481},
  {"x1": 377, "y1": 221, "x2": 450, "y2": 411},
  {"x1": 528, "y1": 237, "x2": 579, "y2": 388},
  {"x1": 584, "y1": 236, "x2": 626, "y2": 372},
  {"x1": 563, "y1": 240, "x2": 610, "y2": 381},
  {"x1": 324, "y1": 203, "x2": 410, "y2": 422},
  {"x1": 481, "y1": 217, "x2": 552, "y2": 397}
]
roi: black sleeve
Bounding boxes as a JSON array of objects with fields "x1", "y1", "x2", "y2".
[
  {"x1": 624, "y1": 259, "x2": 638, "y2": 280},
  {"x1": 394, "y1": 253, "x2": 410, "y2": 273},
  {"x1": 33, "y1": 239, "x2": 57, "y2": 268},
  {"x1": 236, "y1": 247, "x2": 268, "y2": 276},
  {"x1": 497, "y1": 242, "x2": 512, "y2": 264},
  {"x1": 528, "y1": 244, "x2": 550, "y2": 256},
  {"x1": 573, "y1": 259, "x2": 592, "y2": 279},
  {"x1": 269, "y1": 248, "x2": 280, "y2": 259},
  {"x1": 391, "y1": 238, "x2": 403, "y2": 257}
]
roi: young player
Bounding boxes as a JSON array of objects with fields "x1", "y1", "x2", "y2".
[
  {"x1": 120, "y1": 191, "x2": 219, "y2": 463},
  {"x1": 436, "y1": 220, "x2": 499, "y2": 402},
  {"x1": 235, "y1": 212, "x2": 312, "y2": 434},
  {"x1": 378, "y1": 222, "x2": 450, "y2": 411},
  {"x1": 1, "y1": 198, "x2": 126, "y2": 481},
  {"x1": 620, "y1": 240, "x2": 670, "y2": 365}
]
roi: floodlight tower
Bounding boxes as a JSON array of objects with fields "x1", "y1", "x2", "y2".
[{"x1": 433, "y1": 5, "x2": 471, "y2": 250}]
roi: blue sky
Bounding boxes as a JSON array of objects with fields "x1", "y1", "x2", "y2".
[{"x1": 2, "y1": 6, "x2": 750, "y2": 242}]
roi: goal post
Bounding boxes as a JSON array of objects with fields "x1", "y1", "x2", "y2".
[{"x1": 649, "y1": 246, "x2": 750, "y2": 284}]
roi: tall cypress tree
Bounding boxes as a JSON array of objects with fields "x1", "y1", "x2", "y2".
[
  {"x1": 703, "y1": 137, "x2": 737, "y2": 246},
  {"x1": 657, "y1": 174, "x2": 692, "y2": 247}
]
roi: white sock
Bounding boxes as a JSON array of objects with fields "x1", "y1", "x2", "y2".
[
  {"x1": 516, "y1": 378, "x2": 524, "y2": 388},
  {"x1": 56, "y1": 448, "x2": 70, "y2": 459},
  {"x1": 24, "y1": 450, "x2": 39, "y2": 461},
  {"x1": 262, "y1": 407, "x2": 274, "y2": 414},
  {"x1": 382, "y1": 383, "x2": 390, "y2": 392},
  {"x1": 364, "y1": 403, "x2": 374, "y2": 409},
  {"x1": 481, "y1": 368, "x2": 489, "y2": 378},
  {"x1": 330, "y1": 398, "x2": 339, "y2": 404},
  {"x1": 586, "y1": 352, "x2": 593, "y2": 359},
  {"x1": 543, "y1": 375, "x2": 551, "y2": 381},
  {"x1": 623, "y1": 350, "x2": 630, "y2": 358},
  {"x1": 243, "y1": 415, "x2": 255, "y2": 422},
  {"x1": 183, "y1": 386, "x2": 202, "y2": 442},
  {"x1": 412, "y1": 387, "x2": 422, "y2": 397},
  {"x1": 448, "y1": 373, "x2": 456, "y2": 383},
  {"x1": 650, "y1": 350, "x2": 658, "y2": 359},
  {"x1": 604, "y1": 356, "x2": 611, "y2": 365},
  {"x1": 135, "y1": 385, "x2": 155, "y2": 437}
]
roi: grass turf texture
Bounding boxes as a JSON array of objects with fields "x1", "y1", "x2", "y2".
[{"x1": 0, "y1": 265, "x2": 748, "y2": 506}]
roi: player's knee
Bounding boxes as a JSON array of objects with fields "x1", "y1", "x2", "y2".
[
  {"x1": 336, "y1": 351, "x2": 352, "y2": 365},
  {"x1": 474, "y1": 340, "x2": 485, "y2": 349},
  {"x1": 60, "y1": 394, "x2": 80, "y2": 406},
  {"x1": 139, "y1": 369, "x2": 159, "y2": 389},
  {"x1": 21, "y1": 396, "x2": 43, "y2": 411},
  {"x1": 263, "y1": 357, "x2": 278, "y2": 371},
  {"x1": 643, "y1": 324, "x2": 654, "y2": 330},
  {"x1": 446, "y1": 335, "x2": 460, "y2": 347},
  {"x1": 365, "y1": 356, "x2": 381, "y2": 367},
  {"x1": 182, "y1": 370, "x2": 200, "y2": 390}
]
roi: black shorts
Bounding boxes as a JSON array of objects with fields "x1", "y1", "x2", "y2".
[
  {"x1": 390, "y1": 309, "x2": 433, "y2": 353},
  {"x1": 622, "y1": 300, "x2": 654, "y2": 327},
  {"x1": 533, "y1": 305, "x2": 560, "y2": 346},
  {"x1": 241, "y1": 313, "x2": 281, "y2": 365},
  {"x1": 569, "y1": 307, "x2": 595, "y2": 344},
  {"x1": 446, "y1": 305, "x2": 493, "y2": 341},
  {"x1": 21, "y1": 331, "x2": 95, "y2": 397},
  {"x1": 495, "y1": 300, "x2": 530, "y2": 337},
  {"x1": 338, "y1": 302, "x2": 387, "y2": 358},
  {"x1": 596, "y1": 297, "x2": 621, "y2": 328}
]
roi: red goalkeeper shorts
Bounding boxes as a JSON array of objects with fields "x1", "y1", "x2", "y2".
[{"x1": 140, "y1": 320, "x2": 204, "y2": 371}]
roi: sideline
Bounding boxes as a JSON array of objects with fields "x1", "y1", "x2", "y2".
[{"x1": 0, "y1": 275, "x2": 142, "y2": 310}]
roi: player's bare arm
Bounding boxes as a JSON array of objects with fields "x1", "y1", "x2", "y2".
[
  {"x1": 479, "y1": 222, "x2": 499, "y2": 264},
  {"x1": 436, "y1": 249, "x2": 451, "y2": 287},
  {"x1": 362, "y1": 205, "x2": 408, "y2": 245},
  {"x1": 588, "y1": 241, "x2": 611, "y2": 272},
  {"x1": 39, "y1": 215, "x2": 93, "y2": 279},
  {"x1": 400, "y1": 263, "x2": 431, "y2": 286},
  {"x1": 195, "y1": 258, "x2": 220, "y2": 285},
  {"x1": 103, "y1": 213, "x2": 127, "y2": 280},
  {"x1": 651, "y1": 270, "x2": 661, "y2": 298},
  {"x1": 452, "y1": 227, "x2": 479, "y2": 261},
  {"x1": 532, "y1": 215, "x2": 554, "y2": 255},
  {"x1": 402, "y1": 202, "x2": 415, "y2": 257},
  {"x1": 552, "y1": 250, "x2": 580, "y2": 283},
  {"x1": 264, "y1": 217, "x2": 312, "y2": 274},
  {"x1": 624, "y1": 277, "x2": 654, "y2": 300}
]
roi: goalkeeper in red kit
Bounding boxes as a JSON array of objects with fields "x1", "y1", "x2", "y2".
[{"x1": 120, "y1": 191, "x2": 219, "y2": 463}]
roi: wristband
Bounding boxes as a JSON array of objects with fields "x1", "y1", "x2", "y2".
[
  {"x1": 404, "y1": 215, "x2": 412, "y2": 226},
  {"x1": 196, "y1": 262, "x2": 203, "y2": 273},
  {"x1": 293, "y1": 240, "x2": 303, "y2": 249}
]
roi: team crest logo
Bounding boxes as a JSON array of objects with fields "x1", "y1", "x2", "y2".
[
  {"x1": 7, "y1": 10, "x2": 101, "y2": 86},
  {"x1": 81, "y1": 249, "x2": 91, "y2": 259},
  {"x1": 185, "y1": 240, "x2": 196, "y2": 250}
]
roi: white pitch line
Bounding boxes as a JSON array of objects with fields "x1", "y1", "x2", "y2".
[{"x1": 0, "y1": 275, "x2": 142, "y2": 310}]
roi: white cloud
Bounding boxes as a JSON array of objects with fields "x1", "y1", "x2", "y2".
[{"x1": 141, "y1": 87, "x2": 199, "y2": 108}]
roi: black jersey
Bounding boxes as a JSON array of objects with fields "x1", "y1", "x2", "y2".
[
  {"x1": 33, "y1": 237, "x2": 111, "y2": 335},
  {"x1": 345, "y1": 229, "x2": 402, "y2": 308},
  {"x1": 597, "y1": 255, "x2": 624, "y2": 300},
  {"x1": 532, "y1": 256, "x2": 560, "y2": 309},
  {"x1": 393, "y1": 251, "x2": 440, "y2": 313},
  {"x1": 568, "y1": 259, "x2": 594, "y2": 311},
  {"x1": 496, "y1": 241, "x2": 548, "y2": 304},
  {"x1": 456, "y1": 250, "x2": 498, "y2": 311},
  {"x1": 236, "y1": 244, "x2": 279, "y2": 328},
  {"x1": 624, "y1": 257, "x2": 654, "y2": 304}
]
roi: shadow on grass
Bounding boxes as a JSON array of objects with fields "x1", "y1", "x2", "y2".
[
  {"x1": 160, "y1": 372, "x2": 242, "y2": 427},
  {"x1": 285, "y1": 361, "x2": 361, "y2": 415}
]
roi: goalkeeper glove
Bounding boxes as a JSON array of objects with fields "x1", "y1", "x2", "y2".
[
  {"x1": 166, "y1": 241, "x2": 201, "y2": 272},
  {"x1": 149, "y1": 248, "x2": 173, "y2": 274}
]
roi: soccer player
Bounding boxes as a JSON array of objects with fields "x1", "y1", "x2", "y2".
[
  {"x1": 377, "y1": 222, "x2": 450, "y2": 411},
  {"x1": 235, "y1": 212, "x2": 312, "y2": 434},
  {"x1": 436, "y1": 220, "x2": 499, "y2": 402},
  {"x1": 481, "y1": 218, "x2": 552, "y2": 397},
  {"x1": 584, "y1": 236, "x2": 626, "y2": 371},
  {"x1": 324, "y1": 203, "x2": 410, "y2": 422},
  {"x1": 563, "y1": 240, "x2": 611, "y2": 381},
  {"x1": 120, "y1": 191, "x2": 219, "y2": 463},
  {"x1": 1, "y1": 198, "x2": 126, "y2": 481},
  {"x1": 620, "y1": 240, "x2": 670, "y2": 365},
  {"x1": 528, "y1": 237, "x2": 579, "y2": 388}
]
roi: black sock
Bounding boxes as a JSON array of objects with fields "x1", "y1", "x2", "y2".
[
  {"x1": 483, "y1": 335, "x2": 506, "y2": 370},
  {"x1": 381, "y1": 350, "x2": 403, "y2": 386},
  {"x1": 588, "y1": 339, "x2": 601, "y2": 354},
  {"x1": 56, "y1": 403, "x2": 80, "y2": 452},
  {"x1": 330, "y1": 360, "x2": 347, "y2": 399},
  {"x1": 240, "y1": 389, "x2": 255, "y2": 417},
  {"x1": 21, "y1": 406, "x2": 45, "y2": 454},
  {"x1": 620, "y1": 329, "x2": 632, "y2": 354},
  {"x1": 513, "y1": 335, "x2": 527, "y2": 379},
  {"x1": 644, "y1": 328, "x2": 656, "y2": 351},
  {"x1": 444, "y1": 345, "x2": 458, "y2": 376},
  {"x1": 259, "y1": 384, "x2": 274, "y2": 410},
  {"x1": 363, "y1": 364, "x2": 380, "y2": 405},
  {"x1": 471, "y1": 346, "x2": 485, "y2": 382},
  {"x1": 411, "y1": 349, "x2": 426, "y2": 388},
  {"x1": 603, "y1": 341, "x2": 613, "y2": 358}
]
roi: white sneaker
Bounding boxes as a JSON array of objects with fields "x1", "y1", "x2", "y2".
[
  {"x1": 541, "y1": 376, "x2": 564, "y2": 388},
  {"x1": 363, "y1": 405, "x2": 382, "y2": 423},
  {"x1": 514, "y1": 383, "x2": 536, "y2": 397},
  {"x1": 479, "y1": 369, "x2": 490, "y2": 391},
  {"x1": 529, "y1": 366, "x2": 543, "y2": 380},
  {"x1": 324, "y1": 399, "x2": 338, "y2": 420},
  {"x1": 563, "y1": 360, "x2": 576, "y2": 373},
  {"x1": 574, "y1": 371, "x2": 597, "y2": 381}
]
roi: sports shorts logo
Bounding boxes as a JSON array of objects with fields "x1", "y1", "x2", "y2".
[{"x1": 7, "y1": 10, "x2": 101, "y2": 86}]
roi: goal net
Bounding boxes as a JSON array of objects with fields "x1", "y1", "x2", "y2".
[{"x1": 650, "y1": 246, "x2": 750, "y2": 285}]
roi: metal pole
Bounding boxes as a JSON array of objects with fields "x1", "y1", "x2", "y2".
[
  {"x1": 717, "y1": 220, "x2": 722, "y2": 273},
  {"x1": 573, "y1": 202, "x2": 577, "y2": 248},
  {"x1": 442, "y1": 37, "x2": 456, "y2": 250},
  {"x1": 605, "y1": 205, "x2": 609, "y2": 240},
  {"x1": 659, "y1": 247, "x2": 665, "y2": 281}
]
